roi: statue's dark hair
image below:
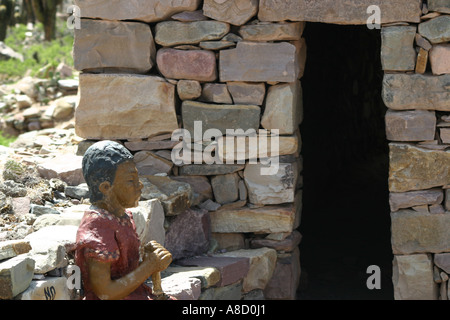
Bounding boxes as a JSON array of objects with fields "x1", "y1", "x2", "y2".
[{"x1": 82, "y1": 140, "x2": 134, "y2": 203}]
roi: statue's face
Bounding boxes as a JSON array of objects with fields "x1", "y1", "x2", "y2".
[{"x1": 110, "y1": 161, "x2": 143, "y2": 209}]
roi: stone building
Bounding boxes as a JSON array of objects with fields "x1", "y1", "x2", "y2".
[{"x1": 71, "y1": 0, "x2": 450, "y2": 300}]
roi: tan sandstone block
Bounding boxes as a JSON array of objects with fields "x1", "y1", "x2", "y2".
[
  {"x1": 258, "y1": 0, "x2": 421, "y2": 24},
  {"x1": 391, "y1": 210, "x2": 450, "y2": 254},
  {"x1": 389, "y1": 143, "x2": 450, "y2": 192},
  {"x1": 74, "y1": 0, "x2": 200, "y2": 23},
  {"x1": 219, "y1": 248, "x2": 277, "y2": 292},
  {"x1": 75, "y1": 74, "x2": 178, "y2": 140},
  {"x1": 203, "y1": 0, "x2": 258, "y2": 26},
  {"x1": 220, "y1": 41, "x2": 300, "y2": 83},
  {"x1": 430, "y1": 44, "x2": 450, "y2": 75},
  {"x1": 261, "y1": 80, "x2": 303, "y2": 134},
  {"x1": 74, "y1": 19, "x2": 155, "y2": 73},
  {"x1": 155, "y1": 20, "x2": 229, "y2": 47},
  {"x1": 385, "y1": 110, "x2": 436, "y2": 142},
  {"x1": 393, "y1": 254, "x2": 438, "y2": 300},
  {"x1": 210, "y1": 192, "x2": 301, "y2": 233},
  {"x1": 238, "y1": 21, "x2": 305, "y2": 41},
  {"x1": 382, "y1": 74, "x2": 450, "y2": 111}
]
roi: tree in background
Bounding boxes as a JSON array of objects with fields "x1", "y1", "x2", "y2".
[
  {"x1": 31, "y1": 0, "x2": 62, "y2": 41},
  {"x1": 0, "y1": 0, "x2": 15, "y2": 41},
  {"x1": 17, "y1": 0, "x2": 35, "y2": 24}
]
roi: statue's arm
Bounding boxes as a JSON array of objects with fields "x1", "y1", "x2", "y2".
[{"x1": 87, "y1": 241, "x2": 172, "y2": 300}]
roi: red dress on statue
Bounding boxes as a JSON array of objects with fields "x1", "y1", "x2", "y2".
[{"x1": 75, "y1": 206, "x2": 155, "y2": 300}]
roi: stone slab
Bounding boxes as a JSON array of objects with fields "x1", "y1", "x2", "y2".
[
  {"x1": 211, "y1": 233, "x2": 245, "y2": 252},
  {"x1": 381, "y1": 26, "x2": 417, "y2": 71},
  {"x1": 382, "y1": 73, "x2": 450, "y2": 111},
  {"x1": 389, "y1": 189, "x2": 444, "y2": 212},
  {"x1": 26, "y1": 241, "x2": 68, "y2": 274},
  {"x1": 75, "y1": 74, "x2": 178, "y2": 140},
  {"x1": 211, "y1": 173, "x2": 240, "y2": 205},
  {"x1": 430, "y1": 44, "x2": 450, "y2": 75},
  {"x1": 58, "y1": 205, "x2": 89, "y2": 227},
  {"x1": 74, "y1": 19, "x2": 155, "y2": 73},
  {"x1": 203, "y1": 0, "x2": 258, "y2": 26},
  {"x1": 16, "y1": 276, "x2": 71, "y2": 300},
  {"x1": 428, "y1": 0, "x2": 450, "y2": 14},
  {"x1": 24, "y1": 226, "x2": 78, "y2": 253},
  {"x1": 263, "y1": 247, "x2": 300, "y2": 300},
  {"x1": 220, "y1": 41, "x2": 300, "y2": 83},
  {"x1": 210, "y1": 193, "x2": 301, "y2": 233},
  {"x1": 178, "y1": 164, "x2": 245, "y2": 176},
  {"x1": 226, "y1": 82, "x2": 266, "y2": 106},
  {"x1": 219, "y1": 248, "x2": 277, "y2": 292},
  {"x1": 155, "y1": 20, "x2": 229, "y2": 47},
  {"x1": 177, "y1": 80, "x2": 202, "y2": 101},
  {"x1": 74, "y1": 0, "x2": 200, "y2": 23},
  {"x1": 171, "y1": 10, "x2": 208, "y2": 22},
  {"x1": 389, "y1": 143, "x2": 450, "y2": 192},
  {"x1": 133, "y1": 151, "x2": 173, "y2": 176},
  {"x1": 181, "y1": 100, "x2": 260, "y2": 135},
  {"x1": 258, "y1": 0, "x2": 421, "y2": 24},
  {"x1": 393, "y1": 254, "x2": 438, "y2": 300},
  {"x1": 250, "y1": 230, "x2": 302, "y2": 252},
  {"x1": 391, "y1": 210, "x2": 450, "y2": 254},
  {"x1": 244, "y1": 161, "x2": 298, "y2": 205},
  {"x1": 36, "y1": 154, "x2": 84, "y2": 186},
  {"x1": 177, "y1": 255, "x2": 250, "y2": 287},
  {"x1": 140, "y1": 175, "x2": 192, "y2": 216},
  {"x1": 162, "y1": 266, "x2": 220, "y2": 289},
  {"x1": 0, "y1": 255, "x2": 35, "y2": 299},
  {"x1": 171, "y1": 175, "x2": 213, "y2": 206},
  {"x1": 165, "y1": 208, "x2": 211, "y2": 261},
  {"x1": 160, "y1": 274, "x2": 202, "y2": 300},
  {"x1": 238, "y1": 22, "x2": 305, "y2": 41},
  {"x1": 261, "y1": 80, "x2": 303, "y2": 135},
  {"x1": 385, "y1": 110, "x2": 436, "y2": 142},
  {"x1": 199, "y1": 281, "x2": 243, "y2": 300},
  {"x1": 217, "y1": 135, "x2": 300, "y2": 163},
  {"x1": 130, "y1": 199, "x2": 165, "y2": 246},
  {"x1": 157, "y1": 48, "x2": 217, "y2": 82},
  {"x1": 199, "y1": 83, "x2": 233, "y2": 104},
  {"x1": 418, "y1": 15, "x2": 450, "y2": 44},
  {"x1": 434, "y1": 253, "x2": 450, "y2": 273},
  {"x1": 0, "y1": 240, "x2": 32, "y2": 261}
]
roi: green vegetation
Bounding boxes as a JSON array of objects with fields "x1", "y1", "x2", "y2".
[
  {"x1": 0, "y1": 131, "x2": 16, "y2": 146},
  {"x1": 0, "y1": 18, "x2": 74, "y2": 84}
]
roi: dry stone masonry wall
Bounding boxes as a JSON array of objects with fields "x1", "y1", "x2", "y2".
[
  {"x1": 1, "y1": 0, "x2": 449, "y2": 300},
  {"x1": 72, "y1": 0, "x2": 307, "y2": 300},
  {"x1": 73, "y1": 0, "x2": 449, "y2": 301},
  {"x1": 380, "y1": 1, "x2": 450, "y2": 300}
]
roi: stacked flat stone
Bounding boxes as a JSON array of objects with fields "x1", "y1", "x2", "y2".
[
  {"x1": 72, "y1": 0, "x2": 306, "y2": 300},
  {"x1": 380, "y1": 0, "x2": 450, "y2": 300},
  {"x1": 71, "y1": 0, "x2": 449, "y2": 300}
]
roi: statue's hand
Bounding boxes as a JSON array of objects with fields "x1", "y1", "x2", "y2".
[{"x1": 143, "y1": 240, "x2": 172, "y2": 272}]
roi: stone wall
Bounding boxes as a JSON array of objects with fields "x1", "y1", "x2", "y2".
[
  {"x1": 64, "y1": 0, "x2": 449, "y2": 300},
  {"x1": 382, "y1": 3, "x2": 450, "y2": 299}
]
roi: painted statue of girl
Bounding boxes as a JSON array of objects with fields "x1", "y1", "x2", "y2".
[{"x1": 75, "y1": 140, "x2": 172, "y2": 300}]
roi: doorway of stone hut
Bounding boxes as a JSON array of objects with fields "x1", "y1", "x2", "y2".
[{"x1": 297, "y1": 23, "x2": 393, "y2": 299}]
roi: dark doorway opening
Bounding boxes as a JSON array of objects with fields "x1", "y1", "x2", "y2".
[{"x1": 297, "y1": 23, "x2": 393, "y2": 300}]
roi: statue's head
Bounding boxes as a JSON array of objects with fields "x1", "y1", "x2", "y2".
[{"x1": 82, "y1": 140, "x2": 135, "y2": 204}]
